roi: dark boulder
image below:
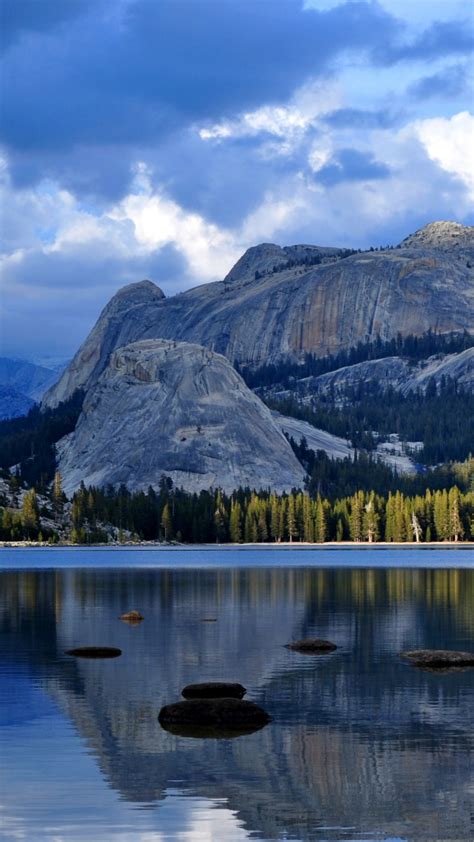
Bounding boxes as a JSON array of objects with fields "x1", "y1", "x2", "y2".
[
  {"x1": 399, "y1": 649, "x2": 474, "y2": 669},
  {"x1": 285, "y1": 638, "x2": 337, "y2": 653},
  {"x1": 181, "y1": 682, "x2": 246, "y2": 699},
  {"x1": 158, "y1": 698, "x2": 270, "y2": 734},
  {"x1": 65, "y1": 646, "x2": 122, "y2": 658}
]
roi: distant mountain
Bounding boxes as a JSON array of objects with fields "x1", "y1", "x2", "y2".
[
  {"x1": 44, "y1": 221, "x2": 474, "y2": 408},
  {"x1": 0, "y1": 386, "x2": 35, "y2": 420},
  {"x1": 0, "y1": 357, "x2": 61, "y2": 403},
  {"x1": 0, "y1": 357, "x2": 64, "y2": 420}
]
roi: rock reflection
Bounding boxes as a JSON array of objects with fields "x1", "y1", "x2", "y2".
[{"x1": 1, "y1": 566, "x2": 473, "y2": 840}]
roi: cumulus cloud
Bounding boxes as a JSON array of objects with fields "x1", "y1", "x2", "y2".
[{"x1": 413, "y1": 111, "x2": 474, "y2": 198}]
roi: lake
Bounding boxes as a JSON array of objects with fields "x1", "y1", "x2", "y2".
[{"x1": 1, "y1": 546, "x2": 473, "y2": 841}]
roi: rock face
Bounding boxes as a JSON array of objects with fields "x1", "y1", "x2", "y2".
[
  {"x1": 43, "y1": 222, "x2": 474, "y2": 408},
  {"x1": 57, "y1": 339, "x2": 305, "y2": 495},
  {"x1": 44, "y1": 280, "x2": 165, "y2": 408},
  {"x1": 400, "y1": 221, "x2": 474, "y2": 250}
]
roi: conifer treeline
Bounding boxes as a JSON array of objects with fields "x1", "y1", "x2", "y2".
[{"x1": 3, "y1": 479, "x2": 472, "y2": 544}]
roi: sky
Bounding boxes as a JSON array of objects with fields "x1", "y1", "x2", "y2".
[{"x1": 1, "y1": 0, "x2": 473, "y2": 360}]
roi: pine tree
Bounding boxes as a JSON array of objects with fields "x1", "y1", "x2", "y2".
[
  {"x1": 229, "y1": 500, "x2": 243, "y2": 543},
  {"x1": 161, "y1": 503, "x2": 173, "y2": 541},
  {"x1": 22, "y1": 488, "x2": 39, "y2": 538},
  {"x1": 363, "y1": 494, "x2": 379, "y2": 543}
]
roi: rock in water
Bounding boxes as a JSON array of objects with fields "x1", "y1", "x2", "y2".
[
  {"x1": 120, "y1": 610, "x2": 144, "y2": 624},
  {"x1": 286, "y1": 639, "x2": 337, "y2": 653},
  {"x1": 181, "y1": 682, "x2": 246, "y2": 699},
  {"x1": 57, "y1": 339, "x2": 305, "y2": 495},
  {"x1": 44, "y1": 222, "x2": 474, "y2": 407},
  {"x1": 65, "y1": 646, "x2": 122, "y2": 658},
  {"x1": 399, "y1": 649, "x2": 474, "y2": 669},
  {"x1": 158, "y1": 698, "x2": 271, "y2": 732}
]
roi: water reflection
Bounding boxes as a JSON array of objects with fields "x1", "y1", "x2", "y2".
[{"x1": 1, "y1": 565, "x2": 473, "y2": 840}]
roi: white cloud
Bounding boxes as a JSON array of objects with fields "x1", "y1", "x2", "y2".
[
  {"x1": 412, "y1": 110, "x2": 474, "y2": 197},
  {"x1": 198, "y1": 78, "x2": 341, "y2": 155}
]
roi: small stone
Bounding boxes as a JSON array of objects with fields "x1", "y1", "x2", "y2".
[
  {"x1": 120, "y1": 610, "x2": 144, "y2": 623},
  {"x1": 65, "y1": 646, "x2": 122, "y2": 658},
  {"x1": 182, "y1": 682, "x2": 246, "y2": 699},
  {"x1": 285, "y1": 638, "x2": 337, "y2": 653},
  {"x1": 399, "y1": 649, "x2": 474, "y2": 669}
]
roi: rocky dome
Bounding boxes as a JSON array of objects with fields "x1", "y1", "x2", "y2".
[
  {"x1": 400, "y1": 221, "x2": 474, "y2": 249},
  {"x1": 57, "y1": 339, "x2": 305, "y2": 495}
]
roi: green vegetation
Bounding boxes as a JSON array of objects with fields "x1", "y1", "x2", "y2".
[
  {"x1": 1, "y1": 468, "x2": 473, "y2": 544},
  {"x1": 242, "y1": 330, "x2": 474, "y2": 389},
  {"x1": 271, "y1": 378, "x2": 474, "y2": 463},
  {"x1": 0, "y1": 391, "x2": 84, "y2": 489}
]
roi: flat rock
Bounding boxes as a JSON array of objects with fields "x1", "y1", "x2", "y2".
[
  {"x1": 158, "y1": 698, "x2": 270, "y2": 731},
  {"x1": 65, "y1": 646, "x2": 122, "y2": 658},
  {"x1": 181, "y1": 682, "x2": 246, "y2": 699},
  {"x1": 399, "y1": 649, "x2": 474, "y2": 668},
  {"x1": 285, "y1": 638, "x2": 337, "y2": 653}
]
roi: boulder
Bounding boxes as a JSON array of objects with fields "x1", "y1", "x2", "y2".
[
  {"x1": 285, "y1": 638, "x2": 337, "y2": 653},
  {"x1": 181, "y1": 682, "x2": 246, "y2": 699},
  {"x1": 399, "y1": 649, "x2": 474, "y2": 669},
  {"x1": 158, "y1": 698, "x2": 270, "y2": 732},
  {"x1": 65, "y1": 646, "x2": 122, "y2": 658},
  {"x1": 120, "y1": 610, "x2": 144, "y2": 624}
]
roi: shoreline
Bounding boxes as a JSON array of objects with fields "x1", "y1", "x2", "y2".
[{"x1": 2, "y1": 540, "x2": 473, "y2": 549}]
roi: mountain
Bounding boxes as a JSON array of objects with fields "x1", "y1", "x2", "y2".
[
  {"x1": 0, "y1": 356, "x2": 64, "y2": 419},
  {"x1": 274, "y1": 348, "x2": 474, "y2": 401},
  {"x1": 0, "y1": 356, "x2": 61, "y2": 402},
  {"x1": 43, "y1": 221, "x2": 474, "y2": 408},
  {"x1": 57, "y1": 339, "x2": 305, "y2": 495},
  {"x1": 0, "y1": 386, "x2": 35, "y2": 420}
]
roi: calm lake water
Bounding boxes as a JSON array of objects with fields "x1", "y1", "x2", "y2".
[{"x1": 1, "y1": 546, "x2": 473, "y2": 841}]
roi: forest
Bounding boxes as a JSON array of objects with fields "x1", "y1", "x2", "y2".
[{"x1": 1, "y1": 467, "x2": 473, "y2": 544}]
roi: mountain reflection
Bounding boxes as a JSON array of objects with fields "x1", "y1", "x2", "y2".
[{"x1": 1, "y1": 566, "x2": 473, "y2": 840}]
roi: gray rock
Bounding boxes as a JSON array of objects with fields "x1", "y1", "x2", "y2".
[
  {"x1": 285, "y1": 639, "x2": 337, "y2": 653},
  {"x1": 43, "y1": 222, "x2": 474, "y2": 408},
  {"x1": 65, "y1": 646, "x2": 122, "y2": 658},
  {"x1": 57, "y1": 339, "x2": 305, "y2": 495},
  {"x1": 158, "y1": 698, "x2": 271, "y2": 731},
  {"x1": 399, "y1": 649, "x2": 474, "y2": 668},
  {"x1": 181, "y1": 682, "x2": 246, "y2": 699}
]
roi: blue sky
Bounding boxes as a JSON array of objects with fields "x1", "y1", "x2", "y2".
[{"x1": 1, "y1": 0, "x2": 473, "y2": 358}]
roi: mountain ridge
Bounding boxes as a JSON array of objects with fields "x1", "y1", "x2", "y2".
[{"x1": 43, "y1": 221, "x2": 474, "y2": 409}]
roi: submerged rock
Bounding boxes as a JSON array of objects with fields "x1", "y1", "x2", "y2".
[
  {"x1": 65, "y1": 646, "x2": 122, "y2": 658},
  {"x1": 158, "y1": 698, "x2": 270, "y2": 732},
  {"x1": 181, "y1": 682, "x2": 246, "y2": 699},
  {"x1": 285, "y1": 639, "x2": 337, "y2": 653},
  {"x1": 159, "y1": 721, "x2": 266, "y2": 739},
  {"x1": 399, "y1": 649, "x2": 474, "y2": 669},
  {"x1": 120, "y1": 610, "x2": 144, "y2": 624}
]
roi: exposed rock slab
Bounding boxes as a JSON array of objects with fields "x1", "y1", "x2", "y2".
[{"x1": 57, "y1": 339, "x2": 305, "y2": 495}]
